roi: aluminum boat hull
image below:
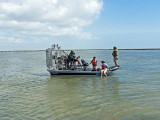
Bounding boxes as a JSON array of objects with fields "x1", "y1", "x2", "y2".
[{"x1": 48, "y1": 66, "x2": 119, "y2": 76}]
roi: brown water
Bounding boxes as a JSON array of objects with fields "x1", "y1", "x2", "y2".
[{"x1": 0, "y1": 50, "x2": 160, "y2": 120}]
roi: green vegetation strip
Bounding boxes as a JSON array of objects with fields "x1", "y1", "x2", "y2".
[{"x1": 0, "y1": 48, "x2": 160, "y2": 52}]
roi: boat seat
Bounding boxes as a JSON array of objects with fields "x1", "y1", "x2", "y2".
[{"x1": 81, "y1": 59, "x2": 88, "y2": 66}]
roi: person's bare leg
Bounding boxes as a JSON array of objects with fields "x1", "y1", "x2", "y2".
[
  {"x1": 78, "y1": 59, "x2": 81, "y2": 65},
  {"x1": 101, "y1": 70, "x2": 104, "y2": 77},
  {"x1": 104, "y1": 69, "x2": 108, "y2": 77},
  {"x1": 114, "y1": 59, "x2": 118, "y2": 67},
  {"x1": 115, "y1": 60, "x2": 118, "y2": 67},
  {"x1": 95, "y1": 67, "x2": 97, "y2": 72},
  {"x1": 94, "y1": 67, "x2": 97, "y2": 71}
]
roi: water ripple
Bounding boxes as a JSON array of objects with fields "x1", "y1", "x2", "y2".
[{"x1": 0, "y1": 51, "x2": 160, "y2": 120}]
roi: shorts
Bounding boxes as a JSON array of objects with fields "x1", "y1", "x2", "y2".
[
  {"x1": 101, "y1": 68, "x2": 107, "y2": 70},
  {"x1": 93, "y1": 65, "x2": 97, "y2": 69},
  {"x1": 114, "y1": 56, "x2": 118, "y2": 61},
  {"x1": 101, "y1": 68, "x2": 108, "y2": 72}
]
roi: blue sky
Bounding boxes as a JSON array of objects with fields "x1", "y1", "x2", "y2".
[{"x1": 0, "y1": 0, "x2": 160, "y2": 51}]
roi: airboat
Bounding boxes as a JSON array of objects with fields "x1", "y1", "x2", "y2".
[{"x1": 46, "y1": 44, "x2": 119, "y2": 76}]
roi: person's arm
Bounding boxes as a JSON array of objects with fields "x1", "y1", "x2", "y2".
[
  {"x1": 89, "y1": 60, "x2": 93, "y2": 65},
  {"x1": 105, "y1": 64, "x2": 109, "y2": 70},
  {"x1": 72, "y1": 54, "x2": 76, "y2": 59}
]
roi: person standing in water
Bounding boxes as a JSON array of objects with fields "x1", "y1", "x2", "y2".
[
  {"x1": 112, "y1": 46, "x2": 119, "y2": 67},
  {"x1": 101, "y1": 61, "x2": 109, "y2": 77}
]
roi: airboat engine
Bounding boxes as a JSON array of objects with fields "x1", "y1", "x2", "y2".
[{"x1": 46, "y1": 44, "x2": 68, "y2": 71}]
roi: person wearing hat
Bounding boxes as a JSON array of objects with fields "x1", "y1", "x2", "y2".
[
  {"x1": 68, "y1": 50, "x2": 81, "y2": 66},
  {"x1": 101, "y1": 61, "x2": 109, "y2": 77},
  {"x1": 112, "y1": 46, "x2": 119, "y2": 67},
  {"x1": 89, "y1": 56, "x2": 98, "y2": 71},
  {"x1": 68, "y1": 51, "x2": 76, "y2": 60}
]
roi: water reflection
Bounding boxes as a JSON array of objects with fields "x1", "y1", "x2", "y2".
[
  {"x1": 46, "y1": 75, "x2": 120, "y2": 97},
  {"x1": 44, "y1": 75, "x2": 121, "y2": 119},
  {"x1": 111, "y1": 77, "x2": 119, "y2": 95}
]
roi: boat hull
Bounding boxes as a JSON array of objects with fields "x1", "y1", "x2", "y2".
[
  {"x1": 48, "y1": 70, "x2": 101, "y2": 75},
  {"x1": 48, "y1": 66, "x2": 119, "y2": 76}
]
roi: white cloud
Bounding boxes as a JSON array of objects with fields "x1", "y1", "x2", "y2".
[
  {"x1": 0, "y1": 0, "x2": 103, "y2": 39},
  {"x1": 0, "y1": 36, "x2": 24, "y2": 43},
  {"x1": 0, "y1": 32, "x2": 5, "y2": 35}
]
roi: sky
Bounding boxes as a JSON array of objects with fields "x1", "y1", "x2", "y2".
[{"x1": 0, "y1": 0, "x2": 160, "y2": 51}]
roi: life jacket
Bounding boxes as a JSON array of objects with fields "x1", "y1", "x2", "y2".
[
  {"x1": 113, "y1": 49, "x2": 119, "y2": 57},
  {"x1": 102, "y1": 63, "x2": 108, "y2": 69},
  {"x1": 92, "y1": 59, "x2": 97, "y2": 66}
]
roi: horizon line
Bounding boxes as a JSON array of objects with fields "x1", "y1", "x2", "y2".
[{"x1": 0, "y1": 48, "x2": 160, "y2": 52}]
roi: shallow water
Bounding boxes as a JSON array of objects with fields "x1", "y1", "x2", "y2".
[{"x1": 0, "y1": 50, "x2": 160, "y2": 120}]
